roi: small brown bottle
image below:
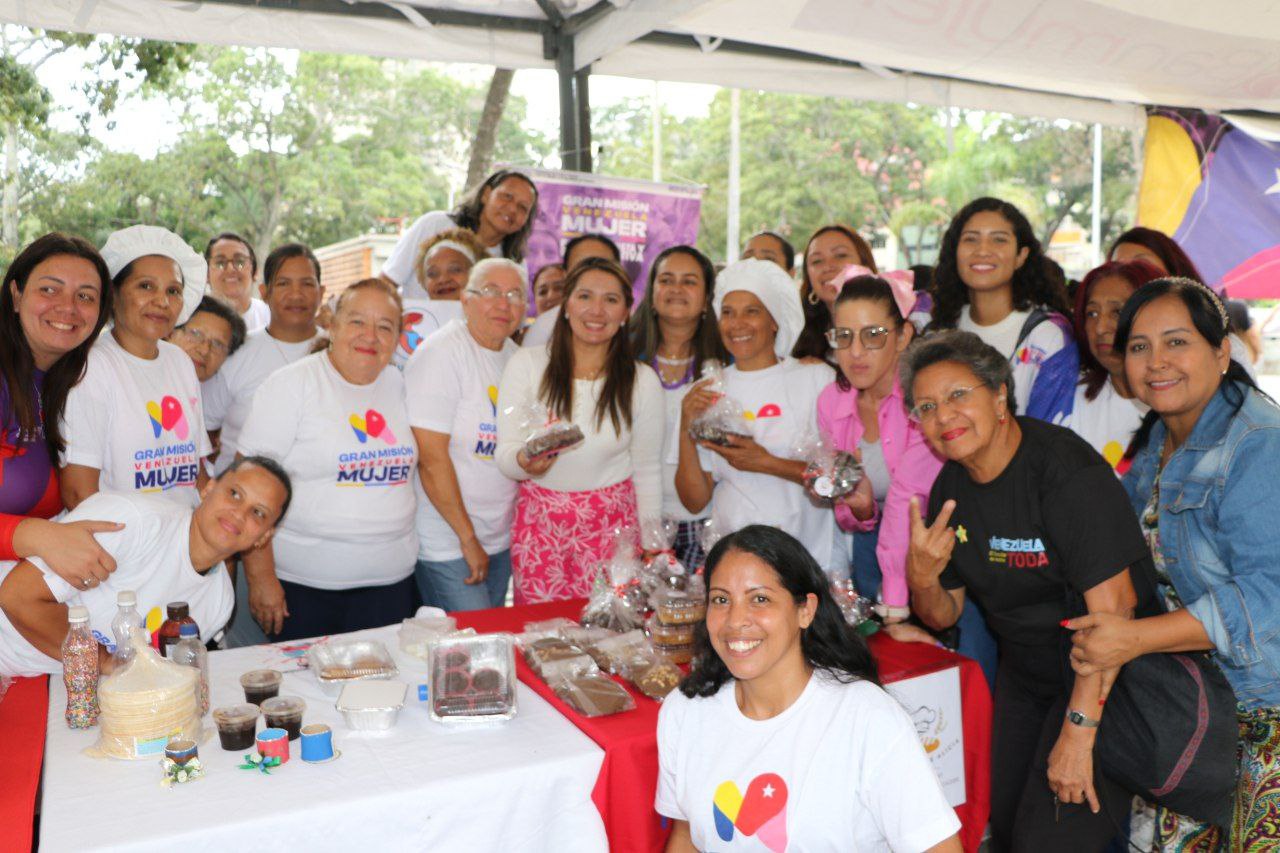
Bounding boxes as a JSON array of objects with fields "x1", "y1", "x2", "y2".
[{"x1": 158, "y1": 602, "x2": 198, "y2": 658}]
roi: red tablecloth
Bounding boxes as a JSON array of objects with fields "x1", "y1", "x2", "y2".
[
  {"x1": 455, "y1": 600, "x2": 993, "y2": 853},
  {"x1": 0, "y1": 676, "x2": 48, "y2": 853}
]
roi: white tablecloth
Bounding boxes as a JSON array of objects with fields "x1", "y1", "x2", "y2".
[{"x1": 40, "y1": 626, "x2": 609, "y2": 852}]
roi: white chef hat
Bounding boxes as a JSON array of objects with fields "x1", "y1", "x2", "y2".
[
  {"x1": 713, "y1": 258, "x2": 805, "y2": 358},
  {"x1": 100, "y1": 225, "x2": 208, "y2": 325}
]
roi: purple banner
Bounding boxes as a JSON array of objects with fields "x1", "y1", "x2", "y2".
[{"x1": 517, "y1": 167, "x2": 704, "y2": 304}]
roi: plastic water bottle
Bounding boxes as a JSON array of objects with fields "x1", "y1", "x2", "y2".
[
  {"x1": 110, "y1": 590, "x2": 143, "y2": 664},
  {"x1": 63, "y1": 606, "x2": 99, "y2": 729},
  {"x1": 171, "y1": 623, "x2": 209, "y2": 715}
]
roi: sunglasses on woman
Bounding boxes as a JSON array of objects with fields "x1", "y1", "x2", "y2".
[{"x1": 825, "y1": 325, "x2": 891, "y2": 351}]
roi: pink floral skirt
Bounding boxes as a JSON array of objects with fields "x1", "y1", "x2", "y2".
[{"x1": 510, "y1": 478, "x2": 638, "y2": 605}]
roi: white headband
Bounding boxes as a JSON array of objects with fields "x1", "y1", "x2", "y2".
[{"x1": 425, "y1": 239, "x2": 477, "y2": 265}]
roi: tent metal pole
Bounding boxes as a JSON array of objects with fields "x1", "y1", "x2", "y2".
[
  {"x1": 576, "y1": 66, "x2": 593, "y2": 173},
  {"x1": 556, "y1": 33, "x2": 580, "y2": 172}
]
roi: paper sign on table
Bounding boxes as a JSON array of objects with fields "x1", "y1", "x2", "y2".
[{"x1": 886, "y1": 665, "x2": 966, "y2": 807}]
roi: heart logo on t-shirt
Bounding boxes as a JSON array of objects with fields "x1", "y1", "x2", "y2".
[
  {"x1": 712, "y1": 772, "x2": 788, "y2": 851},
  {"x1": 349, "y1": 409, "x2": 397, "y2": 445},
  {"x1": 145, "y1": 396, "x2": 189, "y2": 440}
]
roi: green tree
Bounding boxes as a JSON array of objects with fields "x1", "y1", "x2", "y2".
[{"x1": 0, "y1": 26, "x2": 192, "y2": 247}]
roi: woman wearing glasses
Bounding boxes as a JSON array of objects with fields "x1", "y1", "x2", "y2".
[
  {"x1": 902, "y1": 330, "x2": 1153, "y2": 851},
  {"x1": 168, "y1": 295, "x2": 247, "y2": 383},
  {"x1": 815, "y1": 269, "x2": 942, "y2": 622},
  {"x1": 405, "y1": 259, "x2": 526, "y2": 611},
  {"x1": 675, "y1": 259, "x2": 843, "y2": 572}
]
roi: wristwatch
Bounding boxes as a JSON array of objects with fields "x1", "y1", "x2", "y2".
[{"x1": 1066, "y1": 709, "x2": 1101, "y2": 728}]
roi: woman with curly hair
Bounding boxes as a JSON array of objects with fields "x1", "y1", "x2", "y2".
[
  {"x1": 381, "y1": 169, "x2": 538, "y2": 301},
  {"x1": 791, "y1": 224, "x2": 878, "y2": 363},
  {"x1": 657, "y1": 524, "x2": 961, "y2": 852},
  {"x1": 929, "y1": 198, "x2": 1077, "y2": 423}
]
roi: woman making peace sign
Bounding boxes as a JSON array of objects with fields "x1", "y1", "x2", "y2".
[{"x1": 902, "y1": 330, "x2": 1155, "y2": 853}]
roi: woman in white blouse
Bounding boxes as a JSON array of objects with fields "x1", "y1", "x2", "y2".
[
  {"x1": 496, "y1": 257, "x2": 664, "y2": 604},
  {"x1": 237, "y1": 278, "x2": 418, "y2": 639}
]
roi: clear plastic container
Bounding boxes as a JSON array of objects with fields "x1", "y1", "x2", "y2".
[
  {"x1": 261, "y1": 695, "x2": 306, "y2": 740},
  {"x1": 585, "y1": 629, "x2": 650, "y2": 674},
  {"x1": 309, "y1": 640, "x2": 398, "y2": 695},
  {"x1": 653, "y1": 641, "x2": 695, "y2": 665},
  {"x1": 212, "y1": 703, "x2": 260, "y2": 750},
  {"x1": 654, "y1": 588, "x2": 706, "y2": 626},
  {"x1": 646, "y1": 615, "x2": 696, "y2": 646},
  {"x1": 239, "y1": 669, "x2": 281, "y2": 706},
  {"x1": 335, "y1": 681, "x2": 407, "y2": 731},
  {"x1": 429, "y1": 634, "x2": 517, "y2": 724}
]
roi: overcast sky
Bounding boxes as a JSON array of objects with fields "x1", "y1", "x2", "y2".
[{"x1": 37, "y1": 47, "x2": 717, "y2": 171}]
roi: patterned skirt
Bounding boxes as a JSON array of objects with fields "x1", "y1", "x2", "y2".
[
  {"x1": 1154, "y1": 704, "x2": 1280, "y2": 852},
  {"x1": 510, "y1": 478, "x2": 638, "y2": 605}
]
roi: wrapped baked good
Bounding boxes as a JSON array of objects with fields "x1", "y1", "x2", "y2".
[
  {"x1": 515, "y1": 400, "x2": 584, "y2": 461},
  {"x1": 580, "y1": 528, "x2": 647, "y2": 632},
  {"x1": 92, "y1": 629, "x2": 201, "y2": 760},
  {"x1": 398, "y1": 609, "x2": 468, "y2": 661},
  {"x1": 631, "y1": 659, "x2": 683, "y2": 701},
  {"x1": 584, "y1": 629, "x2": 650, "y2": 674},
  {"x1": 687, "y1": 364, "x2": 750, "y2": 446},
  {"x1": 799, "y1": 433, "x2": 864, "y2": 500},
  {"x1": 524, "y1": 637, "x2": 597, "y2": 681},
  {"x1": 552, "y1": 673, "x2": 636, "y2": 717}
]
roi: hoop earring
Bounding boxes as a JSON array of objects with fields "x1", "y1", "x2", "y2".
[{"x1": 806, "y1": 289, "x2": 819, "y2": 306}]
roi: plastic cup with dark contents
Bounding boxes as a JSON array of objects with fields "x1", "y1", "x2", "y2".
[
  {"x1": 240, "y1": 669, "x2": 282, "y2": 706},
  {"x1": 261, "y1": 695, "x2": 306, "y2": 741},
  {"x1": 212, "y1": 703, "x2": 260, "y2": 751}
]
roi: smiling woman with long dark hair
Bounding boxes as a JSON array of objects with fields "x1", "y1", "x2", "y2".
[
  {"x1": 495, "y1": 257, "x2": 664, "y2": 604},
  {"x1": 0, "y1": 233, "x2": 121, "y2": 593},
  {"x1": 657, "y1": 524, "x2": 961, "y2": 853}
]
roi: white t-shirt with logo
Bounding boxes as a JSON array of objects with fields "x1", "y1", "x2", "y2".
[
  {"x1": 0, "y1": 491, "x2": 233, "y2": 677},
  {"x1": 382, "y1": 211, "x2": 503, "y2": 301},
  {"x1": 959, "y1": 307, "x2": 1070, "y2": 417},
  {"x1": 697, "y1": 359, "x2": 841, "y2": 571},
  {"x1": 403, "y1": 319, "x2": 517, "y2": 561},
  {"x1": 238, "y1": 352, "x2": 418, "y2": 590},
  {"x1": 242, "y1": 298, "x2": 271, "y2": 334},
  {"x1": 1064, "y1": 380, "x2": 1149, "y2": 470},
  {"x1": 657, "y1": 672, "x2": 961, "y2": 853},
  {"x1": 392, "y1": 299, "x2": 465, "y2": 369},
  {"x1": 202, "y1": 328, "x2": 320, "y2": 474},
  {"x1": 62, "y1": 333, "x2": 211, "y2": 507}
]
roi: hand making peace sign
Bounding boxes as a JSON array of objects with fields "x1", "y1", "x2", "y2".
[{"x1": 906, "y1": 496, "x2": 957, "y2": 590}]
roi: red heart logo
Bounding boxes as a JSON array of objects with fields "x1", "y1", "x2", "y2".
[
  {"x1": 365, "y1": 409, "x2": 386, "y2": 439},
  {"x1": 734, "y1": 773, "x2": 787, "y2": 836},
  {"x1": 160, "y1": 396, "x2": 184, "y2": 431}
]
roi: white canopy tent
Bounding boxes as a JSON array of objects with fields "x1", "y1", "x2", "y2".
[{"x1": 12, "y1": 0, "x2": 1280, "y2": 171}]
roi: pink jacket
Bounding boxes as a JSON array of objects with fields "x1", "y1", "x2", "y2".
[{"x1": 815, "y1": 376, "x2": 944, "y2": 608}]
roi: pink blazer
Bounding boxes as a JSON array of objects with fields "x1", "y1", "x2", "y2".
[{"x1": 815, "y1": 376, "x2": 944, "y2": 608}]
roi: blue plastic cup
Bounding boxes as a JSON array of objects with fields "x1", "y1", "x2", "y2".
[{"x1": 300, "y1": 723, "x2": 334, "y2": 762}]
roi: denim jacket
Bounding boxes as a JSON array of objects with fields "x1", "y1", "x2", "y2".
[{"x1": 1123, "y1": 383, "x2": 1280, "y2": 709}]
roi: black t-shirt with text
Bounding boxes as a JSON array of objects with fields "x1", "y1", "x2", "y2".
[{"x1": 932, "y1": 418, "x2": 1155, "y2": 682}]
